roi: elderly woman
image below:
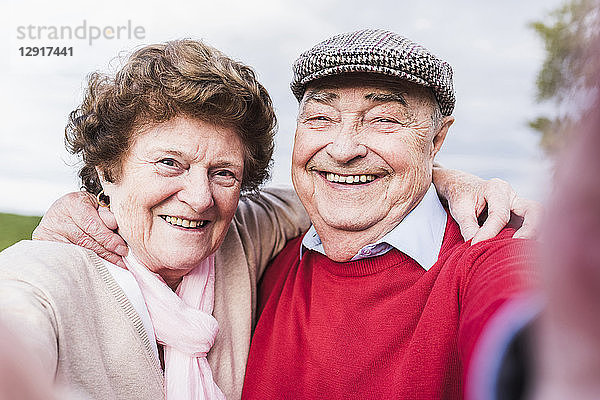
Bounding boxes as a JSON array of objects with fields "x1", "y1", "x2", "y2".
[
  {"x1": 0, "y1": 39, "x2": 309, "y2": 400},
  {"x1": 0, "y1": 39, "x2": 536, "y2": 400}
]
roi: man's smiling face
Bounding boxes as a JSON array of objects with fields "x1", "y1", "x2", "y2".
[{"x1": 291, "y1": 73, "x2": 454, "y2": 261}]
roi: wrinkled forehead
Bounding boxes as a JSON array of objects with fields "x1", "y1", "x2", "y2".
[
  {"x1": 301, "y1": 73, "x2": 436, "y2": 110},
  {"x1": 302, "y1": 73, "x2": 433, "y2": 102}
]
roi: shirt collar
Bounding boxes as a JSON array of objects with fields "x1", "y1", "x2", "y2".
[{"x1": 300, "y1": 184, "x2": 447, "y2": 271}]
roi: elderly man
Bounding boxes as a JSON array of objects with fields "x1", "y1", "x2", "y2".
[{"x1": 241, "y1": 30, "x2": 536, "y2": 399}]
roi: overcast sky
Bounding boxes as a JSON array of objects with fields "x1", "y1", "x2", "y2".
[{"x1": 0, "y1": 0, "x2": 564, "y2": 215}]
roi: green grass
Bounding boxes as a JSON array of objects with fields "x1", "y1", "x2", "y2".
[{"x1": 0, "y1": 212, "x2": 42, "y2": 252}]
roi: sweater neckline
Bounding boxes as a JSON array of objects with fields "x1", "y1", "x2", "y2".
[
  {"x1": 91, "y1": 253, "x2": 164, "y2": 381},
  {"x1": 308, "y1": 249, "x2": 412, "y2": 277}
]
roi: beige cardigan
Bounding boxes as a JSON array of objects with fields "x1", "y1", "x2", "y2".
[{"x1": 0, "y1": 187, "x2": 309, "y2": 400}]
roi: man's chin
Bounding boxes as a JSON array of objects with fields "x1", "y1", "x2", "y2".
[{"x1": 317, "y1": 216, "x2": 378, "y2": 233}]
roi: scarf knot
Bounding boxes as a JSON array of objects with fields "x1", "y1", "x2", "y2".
[{"x1": 124, "y1": 253, "x2": 225, "y2": 400}]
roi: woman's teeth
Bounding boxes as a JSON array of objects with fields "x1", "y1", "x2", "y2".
[
  {"x1": 161, "y1": 215, "x2": 207, "y2": 229},
  {"x1": 325, "y1": 173, "x2": 376, "y2": 184}
]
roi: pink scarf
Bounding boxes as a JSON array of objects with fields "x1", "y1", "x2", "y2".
[{"x1": 124, "y1": 252, "x2": 225, "y2": 400}]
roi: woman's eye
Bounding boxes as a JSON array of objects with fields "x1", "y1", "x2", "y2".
[
  {"x1": 212, "y1": 170, "x2": 239, "y2": 186},
  {"x1": 158, "y1": 158, "x2": 178, "y2": 167},
  {"x1": 215, "y1": 170, "x2": 237, "y2": 179},
  {"x1": 155, "y1": 158, "x2": 184, "y2": 176}
]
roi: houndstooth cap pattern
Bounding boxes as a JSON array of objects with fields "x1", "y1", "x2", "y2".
[{"x1": 291, "y1": 29, "x2": 455, "y2": 115}]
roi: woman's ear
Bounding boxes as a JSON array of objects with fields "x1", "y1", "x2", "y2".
[{"x1": 95, "y1": 167, "x2": 113, "y2": 196}]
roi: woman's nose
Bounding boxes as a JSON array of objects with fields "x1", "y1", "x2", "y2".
[
  {"x1": 326, "y1": 125, "x2": 367, "y2": 163},
  {"x1": 177, "y1": 173, "x2": 215, "y2": 213}
]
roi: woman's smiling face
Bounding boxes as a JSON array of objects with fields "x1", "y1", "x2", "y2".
[{"x1": 100, "y1": 116, "x2": 245, "y2": 285}]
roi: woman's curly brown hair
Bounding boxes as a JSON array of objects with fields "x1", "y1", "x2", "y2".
[{"x1": 65, "y1": 39, "x2": 277, "y2": 196}]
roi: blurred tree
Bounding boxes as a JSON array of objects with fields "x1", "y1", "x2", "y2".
[{"x1": 529, "y1": 0, "x2": 600, "y2": 154}]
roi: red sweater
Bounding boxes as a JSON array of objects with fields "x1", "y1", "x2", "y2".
[{"x1": 242, "y1": 216, "x2": 536, "y2": 399}]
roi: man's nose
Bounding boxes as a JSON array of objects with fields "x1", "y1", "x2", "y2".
[
  {"x1": 326, "y1": 123, "x2": 367, "y2": 163},
  {"x1": 177, "y1": 171, "x2": 215, "y2": 213}
]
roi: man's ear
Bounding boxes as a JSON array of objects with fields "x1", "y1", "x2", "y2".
[{"x1": 431, "y1": 116, "x2": 454, "y2": 158}]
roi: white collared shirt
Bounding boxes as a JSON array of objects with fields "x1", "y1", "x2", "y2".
[{"x1": 300, "y1": 184, "x2": 448, "y2": 271}]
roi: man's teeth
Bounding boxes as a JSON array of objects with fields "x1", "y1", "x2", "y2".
[
  {"x1": 163, "y1": 216, "x2": 207, "y2": 228},
  {"x1": 325, "y1": 173, "x2": 376, "y2": 184}
]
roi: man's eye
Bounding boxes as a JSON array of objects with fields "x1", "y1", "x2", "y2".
[
  {"x1": 301, "y1": 114, "x2": 333, "y2": 123},
  {"x1": 375, "y1": 118, "x2": 399, "y2": 124}
]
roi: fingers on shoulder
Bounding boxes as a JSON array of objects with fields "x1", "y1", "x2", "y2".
[{"x1": 512, "y1": 198, "x2": 544, "y2": 239}]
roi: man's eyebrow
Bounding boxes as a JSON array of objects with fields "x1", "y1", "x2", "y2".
[
  {"x1": 302, "y1": 90, "x2": 339, "y2": 105},
  {"x1": 365, "y1": 92, "x2": 408, "y2": 106}
]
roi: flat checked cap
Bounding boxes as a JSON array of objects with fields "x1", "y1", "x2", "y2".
[{"x1": 291, "y1": 29, "x2": 455, "y2": 116}]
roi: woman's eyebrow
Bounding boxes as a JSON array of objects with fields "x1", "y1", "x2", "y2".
[
  {"x1": 211, "y1": 160, "x2": 243, "y2": 170},
  {"x1": 146, "y1": 147, "x2": 185, "y2": 157},
  {"x1": 364, "y1": 92, "x2": 408, "y2": 106}
]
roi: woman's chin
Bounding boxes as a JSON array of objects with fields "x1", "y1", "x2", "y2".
[{"x1": 131, "y1": 246, "x2": 212, "y2": 278}]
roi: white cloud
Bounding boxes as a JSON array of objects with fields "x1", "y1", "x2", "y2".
[{"x1": 414, "y1": 18, "x2": 432, "y2": 31}]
